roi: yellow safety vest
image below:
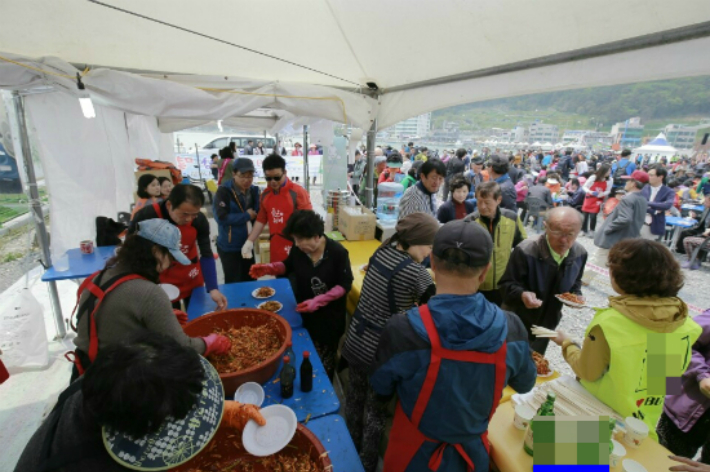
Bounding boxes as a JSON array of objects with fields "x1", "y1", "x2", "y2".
[{"x1": 581, "y1": 307, "x2": 701, "y2": 441}]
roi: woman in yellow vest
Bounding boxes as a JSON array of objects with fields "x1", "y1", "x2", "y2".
[{"x1": 553, "y1": 239, "x2": 701, "y2": 441}]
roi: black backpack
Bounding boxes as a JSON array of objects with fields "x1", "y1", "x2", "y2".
[
  {"x1": 612, "y1": 160, "x2": 631, "y2": 186},
  {"x1": 95, "y1": 217, "x2": 126, "y2": 247}
]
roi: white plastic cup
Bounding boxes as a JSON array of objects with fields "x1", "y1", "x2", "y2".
[
  {"x1": 623, "y1": 416, "x2": 649, "y2": 449},
  {"x1": 623, "y1": 417, "x2": 649, "y2": 449},
  {"x1": 610, "y1": 439, "x2": 626, "y2": 468},
  {"x1": 53, "y1": 253, "x2": 69, "y2": 272},
  {"x1": 622, "y1": 459, "x2": 648, "y2": 472},
  {"x1": 513, "y1": 404, "x2": 535, "y2": 430}
]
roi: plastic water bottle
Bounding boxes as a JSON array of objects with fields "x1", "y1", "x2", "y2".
[
  {"x1": 280, "y1": 356, "x2": 295, "y2": 399},
  {"x1": 376, "y1": 182, "x2": 404, "y2": 221},
  {"x1": 284, "y1": 341, "x2": 296, "y2": 366},
  {"x1": 300, "y1": 351, "x2": 313, "y2": 392}
]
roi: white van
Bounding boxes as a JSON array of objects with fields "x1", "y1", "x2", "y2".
[{"x1": 198, "y1": 135, "x2": 277, "y2": 155}]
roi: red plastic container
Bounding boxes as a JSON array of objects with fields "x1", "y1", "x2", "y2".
[
  {"x1": 183, "y1": 309, "x2": 291, "y2": 396},
  {"x1": 172, "y1": 423, "x2": 332, "y2": 471}
]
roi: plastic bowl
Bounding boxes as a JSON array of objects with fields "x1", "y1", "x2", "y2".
[
  {"x1": 171, "y1": 422, "x2": 332, "y2": 472},
  {"x1": 234, "y1": 382, "x2": 265, "y2": 406},
  {"x1": 183, "y1": 309, "x2": 291, "y2": 396}
]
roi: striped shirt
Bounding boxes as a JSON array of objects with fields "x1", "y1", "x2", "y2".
[
  {"x1": 341, "y1": 244, "x2": 435, "y2": 369},
  {"x1": 399, "y1": 182, "x2": 437, "y2": 219}
]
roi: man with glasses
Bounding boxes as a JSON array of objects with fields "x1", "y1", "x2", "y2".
[
  {"x1": 499, "y1": 207, "x2": 587, "y2": 353},
  {"x1": 641, "y1": 165, "x2": 676, "y2": 241},
  {"x1": 242, "y1": 154, "x2": 312, "y2": 263},
  {"x1": 214, "y1": 158, "x2": 260, "y2": 283},
  {"x1": 130, "y1": 184, "x2": 228, "y2": 311}
]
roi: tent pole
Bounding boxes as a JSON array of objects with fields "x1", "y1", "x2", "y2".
[
  {"x1": 365, "y1": 120, "x2": 377, "y2": 209},
  {"x1": 303, "y1": 126, "x2": 310, "y2": 192},
  {"x1": 11, "y1": 92, "x2": 66, "y2": 338}
]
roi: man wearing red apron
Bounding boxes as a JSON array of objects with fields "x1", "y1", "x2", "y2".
[
  {"x1": 370, "y1": 220, "x2": 537, "y2": 472},
  {"x1": 130, "y1": 184, "x2": 227, "y2": 310},
  {"x1": 241, "y1": 153, "x2": 312, "y2": 263}
]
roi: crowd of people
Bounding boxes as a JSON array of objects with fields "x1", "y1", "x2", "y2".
[{"x1": 14, "y1": 139, "x2": 710, "y2": 472}]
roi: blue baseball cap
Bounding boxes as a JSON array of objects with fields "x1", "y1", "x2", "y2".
[{"x1": 136, "y1": 219, "x2": 191, "y2": 265}]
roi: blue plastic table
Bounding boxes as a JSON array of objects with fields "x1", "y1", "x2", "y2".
[
  {"x1": 41, "y1": 245, "x2": 117, "y2": 282},
  {"x1": 666, "y1": 216, "x2": 697, "y2": 250},
  {"x1": 682, "y1": 204, "x2": 704, "y2": 213},
  {"x1": 187, "y1": 278, "x2": 303, "y2": 328},
  {"x1": 261, "y1": 328, "x2": 340, "y2": 422},
  {"x1": 307, "y1": 415, "x2": 365, "y2": 472}
]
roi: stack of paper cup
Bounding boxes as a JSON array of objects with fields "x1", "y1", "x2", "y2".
[
  {"x1": 513, "y1": 404, "x2": 535, "y2": 430},
  {"x1": 623, "y1": 417, "x2": 649, "y2": 449},
  {"x1": 610, "y1": 439, "x2": 626, "y2": 468}
]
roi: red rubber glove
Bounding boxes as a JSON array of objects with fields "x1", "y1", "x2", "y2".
[
  {"x1": 173, "y1": 309, "x2": 188, "y2": 326},
  {"x1": 202, "y1": 333, "x2": 231, "y2": 356},
  {"x1": 295, "y1": 286, "x2": 346, "y2": 313},
  {"x1": 221, "y1": 401, "x2": 266, "y2": 430},
  {"x1": 249, "y1": 262, "x2": 286, "y2": 279}
]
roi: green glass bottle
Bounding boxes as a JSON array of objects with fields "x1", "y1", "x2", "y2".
[{"x1": 524, "y1": 392, "x2": 556, "y2": 456}]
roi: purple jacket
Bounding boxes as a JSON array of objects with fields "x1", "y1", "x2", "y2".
[{"x1": 664, "y1": 309, "x2": 710, "y2": 432}]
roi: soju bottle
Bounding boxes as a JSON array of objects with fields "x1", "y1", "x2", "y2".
[
  {"x1": 524, "y1": 392, "x2": 556, "y2": 456},
  {"x1": 280, "y1": 356, "x2": 295, "y2": 399},
  {"x1": 300, "y1": 351, "x2": 313, "y2": 392}
]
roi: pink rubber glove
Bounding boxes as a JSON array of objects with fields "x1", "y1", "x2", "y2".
[
  {"x1": 202, "y1": 333, "x2": 232, "y2": 356},
  {"x1": 249, "y1": 262, "x2": 286, "y2": 279},
  {"x1": 295, "y1": 286, "x2": 346, "y2": 313}
]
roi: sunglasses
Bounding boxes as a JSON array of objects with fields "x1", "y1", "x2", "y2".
[{"x1": 265, "y1": 174, "x2": 284, "y2": 182}]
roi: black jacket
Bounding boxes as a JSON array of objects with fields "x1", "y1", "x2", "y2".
[{"x1": 499, "y1": 235, "x2": 587, "y2": 339}]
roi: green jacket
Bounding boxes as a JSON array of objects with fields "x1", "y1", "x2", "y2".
[
  {"x1": 401, "y1": 175, "x2": 417, "y2": 190},
  {"x1": 466, "y1": 208, "x2": 526, "y2": 291}
]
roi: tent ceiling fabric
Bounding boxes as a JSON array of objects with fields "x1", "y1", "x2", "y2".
[{"x1": 1, "y1": 0, "x2": 710, "y2": 90}]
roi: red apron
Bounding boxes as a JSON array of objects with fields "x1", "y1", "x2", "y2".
[
  {"x1": 264, "y1": 185, "x2": 299, "y2": 263},
  {"x1": 581, "y1": 180, "x2": 607, "y2": 214},
  {"x1": 383, "y1": 304, "x2": 507, "y2": 472},
  {"x1": 65, "y1": 270, "x2": 145, "y2": 375},
  {"x1": 153, "y1": 203, "x2": 204, "y2": 300}
]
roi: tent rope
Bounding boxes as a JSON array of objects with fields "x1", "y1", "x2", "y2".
[{"x1": 0, "y1": 54, "x2": 89, "y2": 80}]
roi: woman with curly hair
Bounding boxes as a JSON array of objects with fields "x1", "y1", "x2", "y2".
[
  {"x1": 70, "y1": 219, "x2": 231, "y2": 381},
  {"x1": 553, "y1": 239, "x2": 702, "y2": 441}
]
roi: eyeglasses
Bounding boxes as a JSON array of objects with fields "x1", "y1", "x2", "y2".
[
  {"x1": 265, "y1": 174, "x2": 284, "y2": 182},
  {"x1": 547, "y1": 229, "x2": 578, "y2": 239}
]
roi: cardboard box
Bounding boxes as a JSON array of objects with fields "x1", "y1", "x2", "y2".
[
  {"x1": 257, "y1": 241, "x2": 270, "y2": 263},
  {"x1": 339, "y1": 206, "x2": 376, "y2": 241}
]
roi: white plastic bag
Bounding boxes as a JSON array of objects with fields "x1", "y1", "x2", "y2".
[{"x1": 0, "y1": 288, "x2": 49, "y2": 372}]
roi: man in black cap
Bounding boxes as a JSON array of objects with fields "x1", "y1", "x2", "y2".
[
  {"x1": 370, "y1": 219, "x2": 536, "y2": 472},
  {"x1": 487, "y1": 154, "x2": 517, "y2": 212},
  {"x1": 213, "y1": 157, "x2": 260, "y2": 282}
]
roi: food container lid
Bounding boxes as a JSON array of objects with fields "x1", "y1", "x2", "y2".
[
  {"x1": 242, "y1": 405, "x2": 298, "y2": 457},
  {"x1": 234, "y1": 382, "x2": 265, "y2": 407}
]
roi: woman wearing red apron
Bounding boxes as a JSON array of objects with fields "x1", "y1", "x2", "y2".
[
  {"x1": 370, "y1": 220, "x2": 537, "y2": 472},
  {"x1": 241, "y1": 154, "x2": 312, "y2": 263},
  {"x1": 67, "y1": 219, "x2": 231, "y2": 381},
  {"x1": 581, "y1": 164, "x2": 612, "y2": 237},
  {"x1": 130, "y1": 184, "x2": 227, "y2": 311}
]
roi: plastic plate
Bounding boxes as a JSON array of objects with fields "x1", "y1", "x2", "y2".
[
  {"x1": 252, "y1": 287, "x2": 276, "y2": 299},
  {"x1": 159, "y1": 283, "x2": 180, "y2": 301},
  {"x1": 234, "y1": 382, "x2": 265, "y2": 407},
  {"x1": 242, "y1": 405, "x2": 298, "y2": 457},
  {"x1": 555, "y1": 294, "x2": 586, "y2": 308},
  {"x1": 257, "y1": 301, "x2": 283, "y2": 313}
]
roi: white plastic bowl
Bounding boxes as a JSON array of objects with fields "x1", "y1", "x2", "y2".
[
  {"x1": 234, "y1": 382, "x2": 265, "y2": 407},
  {"x1": 242, "y1": 404, "x2": 298, "y2": 457},
  {"x1": 159, "y1": 283, "x2": 180, "y2": 301}
]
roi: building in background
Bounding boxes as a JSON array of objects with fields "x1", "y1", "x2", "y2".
[
  {"x1": 528, "y1": 122, "x2": 559, "y2": 143},
  {"x1": 390, "y1": 112, "x2": 432, "y2": 139},
  {"x1": 610, "y1": 117, "x2": 644, "y2": 148},
  {"x1": 664, "y1": 124, "x2": 697, "y2": 149}
]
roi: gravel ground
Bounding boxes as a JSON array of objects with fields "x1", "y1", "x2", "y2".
[
  {"x1": 0, "y1": 225, "x2": 41, "y2": 294},
  {"x1": 545, "y1": 231, "x2": 710, "y2": 377}
]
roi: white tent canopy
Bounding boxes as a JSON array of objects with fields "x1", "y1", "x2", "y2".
[
  {"x1": 2, "y1": 1, "x2": 710, "y2": 129},
  {"x1": 633, "y1": 133, "x2": 678, "y2": 161}
]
